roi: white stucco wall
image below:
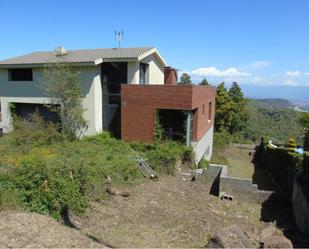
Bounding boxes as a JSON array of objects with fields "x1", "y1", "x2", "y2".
[
  {"x1": 127, "y1": 61, "x2": 139, "y2": 84},
  {"x1": 127, "y1": 54, "x2": 164, "y2": 85},
  {"x1": 141, "y1": 54, "x2": 164, "y2": 84},
  {"x1": 192, "y1": 125, "x2": 214, "y2": 163},
  {"x1": 0, "y1": 66, "x2": 102, "y2": 136}
]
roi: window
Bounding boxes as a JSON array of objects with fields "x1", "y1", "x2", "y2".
[
  {"x1": 202, "y1": 104, "x2": 205, "y2": 116},
  {"x1": 208, "y1": 102, "x2": 212, "y2": 121},
  {"x1": 9, "y1": 69, "x2": 33, "y2": 81},
  {"x1": 139, "y1": 63, "x2": 148, "y2": 84}
]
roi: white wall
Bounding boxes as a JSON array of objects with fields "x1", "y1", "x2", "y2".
[
  {"x1": 0, "y1": 65, "x2": 102, "y2": 136},
  {"x1": 192, "y1": 125, "x2": 214, "y2": 163},
  {"x1": 127, "y1": 53, "x2": 165, "y2": 85},
  {"x1": 141, "y1": 54, "x2": 164, "y2": 85},
  {"x1": 127, "y1": 61, "x2": 139, "y2": 84}
]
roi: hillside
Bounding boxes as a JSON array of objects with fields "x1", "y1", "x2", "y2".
[
  {"x1": 248, "y1": 98, "x2": 294, "y2": 110},
  {"x1": 243, "y1": 99, "x2": 303, "y2": 144}
]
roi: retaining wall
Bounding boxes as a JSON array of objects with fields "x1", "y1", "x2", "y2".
[
  {"x1": 202, "y1": 164, "x2": 273, "y2": 203},
  {"x1": 292, "y1": 177, "x2": 309, "y2": 235}
]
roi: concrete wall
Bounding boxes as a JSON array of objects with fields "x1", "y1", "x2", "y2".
[
  {"x1": 292, "y1": 177, "x2": 309, "y2": 235},
  {"x1": 220, "y1": 175, "x2": 273, "y2": 203},
  {"x1": 201, "y1": 164, "x2": 274, "y2": 203},
  {"x1": 0, "y1": 66, "x2": 102, "y2": 136},
  {"x1": 192, "y1": 125, "x2": 214, "y2": 163}
]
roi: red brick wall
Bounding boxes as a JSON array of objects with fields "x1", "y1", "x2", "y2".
[
  {"x1": 164, "y1": 67, "x2": 178, "y2": 85},
  {"x1": 121, "y1": 84, "x2": 216, "y2": 143}
]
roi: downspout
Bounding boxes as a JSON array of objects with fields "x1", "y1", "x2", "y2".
[{"x1": 186, "y1": 112, "x2": 192, "y2": 147}]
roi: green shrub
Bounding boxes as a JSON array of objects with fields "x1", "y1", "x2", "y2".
[
  {"x1": 287, "y1": 138, "x2": 297, "y2": 150},
  {"x1": 213, "y1": 131, "x2": 232, "y2": 150},
  {"x1": 131, "y1": 140, "x2": 193, "y2": 175},
  {"x1": 198, "y1": 158, "x2": 209, "y2": 169},
  {"x1": 1, "y1": 157, "x2": 86, "y2": 218},
  {"x1": 0, "y1": 130, "x2": 194, "y2": 217},
  {"x1": 9, "y1": 111, "x2": 61, "y2": 146}
]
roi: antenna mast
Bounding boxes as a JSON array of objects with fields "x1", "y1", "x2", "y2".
[{"x1": 114, "y1": 30, "x2": 124, "y2": 48}]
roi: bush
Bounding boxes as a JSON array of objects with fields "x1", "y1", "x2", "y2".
[
  {"x1": 213, "y1": 131, "x2": 232, "y2": 150},
  {"x1": 198, "y1": 158, "x2": 209, "y2": 169},
  {"x1": 9, "y1": 111, "x2": 61, "y2": 146},
  {"x1": 130, "y1": 140, "x2": 193, "y2": 175},
  {"x1": 287, "y1": 138, "x2": 297, "y2": 150},
  {"x1": 255, "y1": 144, "x2": 305, "y2": 194},
  {"x1": 0, "y1": 129, "x2": 194, "y2": 217},
  {"x1": 0, "y1": 157, "x2": 86, "y2": 218}
]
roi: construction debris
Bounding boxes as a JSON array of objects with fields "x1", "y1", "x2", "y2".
[
  {"x1": 136, "y1": 156, "x2": 158, "y2": 179},
  {"x1": 106, "y1": 187, "x2": 130, "y2": 197}
]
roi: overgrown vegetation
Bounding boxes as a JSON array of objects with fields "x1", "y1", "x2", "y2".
[
  {"x1": 298, "y1": 112, "x2": 309, "y2": 150},
  {"x1": 254, "y1": 142, "x2": 309, "y2": 193},
  {"x1": 42, "y1": 62, "x2": 87, "y2": 140},
  {"x1": 211, "y1": 82, "x2": 250, "y2": 165},
  {"x1": 243, "y1": 100, "x2": 302, "y2": 144},
  {"x1": 0, "y1": 114, "x2": 193, "y2": 217}
]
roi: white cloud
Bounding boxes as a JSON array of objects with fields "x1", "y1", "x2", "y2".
[
  {"x1": 191, "y1": 67, "x2": 251, "y2": 77},
  {"x1": 283, "y1": 79, "x2": 297, "y2": 86},
  {"x1": 251, "y1": 76, "x2": 263, "y2": 83},
  {"x1": 304, "y1": 72, "x2": 309, "y2": 76},
  {"x1": 285, "y1": 70, "x2": 301, "y2": 77},
  {"x1": 243, "y1": 61, "x2": 272, "y2": 70}
]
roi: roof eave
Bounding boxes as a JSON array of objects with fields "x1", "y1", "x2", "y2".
[
  {"x1": 0, "y1": 61, "x2": 97, "y2": 68},
  {"x1": 137, "y1": 48, "x2": 167, "y2": 67}
]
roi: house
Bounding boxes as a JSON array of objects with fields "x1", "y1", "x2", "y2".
[{"x1": 0, "y1": 47, "x2": 216, "y2": 163}]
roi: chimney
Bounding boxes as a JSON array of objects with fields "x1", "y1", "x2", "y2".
[
  {"x1": 164, "y1": 67, "x2": 178, "y2": 85},
  {"x1": 55, "y1": 46, "x2": 67, "y2": 56}
]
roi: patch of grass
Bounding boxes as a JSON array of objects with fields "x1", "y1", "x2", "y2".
[
  {"x1": 130, "y1": 140, "x2": 193, "y2": 175},
  {"x1": 0, "y1": 118, "x2": 194, "y2": 218}
]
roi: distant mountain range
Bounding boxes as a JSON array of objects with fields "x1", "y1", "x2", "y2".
[
  {"x1": 238, "y1": 85, "x2": 309, "y2": 102},
  {"x1": 248, "y1": 98, "x2": 309, "y2": 112}
]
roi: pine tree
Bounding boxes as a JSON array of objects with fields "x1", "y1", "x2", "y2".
[
  {"x1": 179, "y1": 73, "x2": 192, "y2": 85},
  {"x1": 215, "y1": 82, "x2": 234, "y2": 132},
  {"x1": 200, "y1": 78, "x2": 209, "y2": 85},
  {"x1": 228, "y1": 82, "x2": 249, "y2": 134}
]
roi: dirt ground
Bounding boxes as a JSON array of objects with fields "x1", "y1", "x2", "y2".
[
  {"x1": 1, "y1": 172, "x2": 305, "y2": 248},
  {"x1": 78, "y1": 175, "x2": 264, "y2": 248},
  {"x1": 0, "y1": 211, "x2": 103, "y2": 248}
]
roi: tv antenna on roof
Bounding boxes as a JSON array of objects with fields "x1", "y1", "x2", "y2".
[{"x1": 115, "y1": 30, "x2": 124, "y2": 48}]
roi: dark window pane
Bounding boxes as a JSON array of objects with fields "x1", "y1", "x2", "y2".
[
  {"x1": 102, "y1": 62, "x2": 127, "y2": 94},
  {"x1": 9, "y1": 69, "x2": 33, "y2": 81},
  {"x1": 139, "y1": 63, "x2": 148, "y2": 85}
]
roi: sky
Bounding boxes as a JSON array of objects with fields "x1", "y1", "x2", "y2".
[{"x1": 1, "y1": 0, "x2": 309, "y2": 94}]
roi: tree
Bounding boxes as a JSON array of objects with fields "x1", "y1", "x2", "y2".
[
  {"x1": 298, "y1": 112, "x2": 309, "y2": 150},
  {"x1": 228, "y1": 82, "x2": 249, "y2": 134},
  {"x1": 215, "y1": 82, "x2": 234, "y2": 132},
  {"x1": 199, "y1": 78, "x2": 209, "y2": 85},
  {"x1": 179, "y1": 73, "x2": 192, "y2": 85},
  {"x1": 42, "y1": 63, "x2": 87, "y2": 140}
]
